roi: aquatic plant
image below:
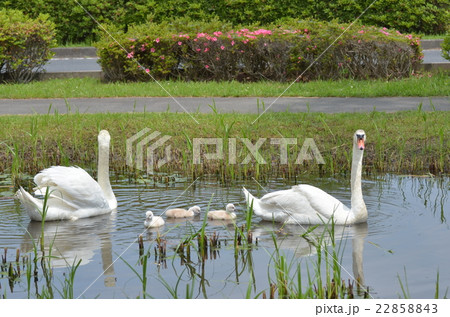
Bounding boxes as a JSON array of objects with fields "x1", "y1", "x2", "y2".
[{"x1": 1, "y1": 110, "x2": 448, "y2": 188}]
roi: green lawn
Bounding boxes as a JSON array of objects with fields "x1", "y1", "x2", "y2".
[{"x1": 1, "y1": 73, "x2": 448, "y2": 99}]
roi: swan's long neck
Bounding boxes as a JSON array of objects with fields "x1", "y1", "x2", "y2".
[
  {"x1": 350, "y1": 144, "x2": 367, "y2": 222},
  {"x1": 98, "y1": 134, "x2": 117, "y2": 209}
]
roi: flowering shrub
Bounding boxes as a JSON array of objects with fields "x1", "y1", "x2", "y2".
[
  {"x1": 96, "y1": 20, "x2": 422, "y2": 82},
  {"x1": 442, "y1": 35, "x2": 450, "y2": 61},
  {"x1": 0, "y1": 9, "x2": 56, "y2": 83}
]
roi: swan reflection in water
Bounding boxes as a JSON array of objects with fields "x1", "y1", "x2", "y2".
[
  {"x1": 252, "y1": 221, "x2": 367, "y2": 288},
  {"x1": 20, "y1": 212, "x2": 116, "y2": 287}
]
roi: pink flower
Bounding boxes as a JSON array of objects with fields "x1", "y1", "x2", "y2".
[
  {"x1": 145, "y1": 68, "x2": 150, "y2": 73},
  {"x1": 406, "y1": 34, "x2": 413, "y2": 40},
  {"x1": 358, "y1": 30, "x2": 364, "y2": 34},
  {"x1": 213, "y1": 31, "x2": 222, "y2": 36},
  {"x1": 197, "y1": 33, "x2": 207, "y2": 38},
  {"x1": 160, "y1": 55, "x2": 165, "y2": 60},
  {"x1": 127, "y1": 52, "x2": 134, "y2": 58},
  {"x1": 140, "y1": 45, "x2": 146, "y2": 52},
  {"x1": 155, "y1": 38, "x2": 160, "y2": 43},
  {"x1": 358, "y1": 40, "x2": 361, "y2": 43},
  {"x1": 216, "y1": 57, "x2": 220, "y2": 61},
  {"x1": 231, "y1": 40, "x2": 235, "y2": 46},
  {"x1": 178, "y1": 41, "x2": 182, "y2": 45},
  {"x1": 150, "y1": 48, "x2": 155, "y2": 53},
  {"x1": 204, "y1": 47, "x2": 209, "y2": 52},
  {"x1": 304, "y1": 29, "x2": 308, "y2": 33},
  {"x1": 196, "y1": 48, "x2": 201, "y2": 52},
  {"x1": 253, "y1": 29, "x2": 272, "y2": 36},
  {"x1": 211, "y1": 37, "x2": 218, "y2": 42},
  {"x1": 205, "y1": 65, "x2": 209, "y2": 69},
  {"x1": 220, "y1": 45, "x2": 225, "y2": 50}
]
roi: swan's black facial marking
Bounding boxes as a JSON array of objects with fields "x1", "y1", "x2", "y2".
[{"x1": 356, "y1": 134, "x2": 365, "y2": 150}]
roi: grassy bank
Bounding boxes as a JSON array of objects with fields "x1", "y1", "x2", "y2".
[
  {"x1": 1, "y1": 109, "x2": 448, "y2": 186},
  {"x1": 0, "y1": 73, "x2": 449, "y2": 99}
]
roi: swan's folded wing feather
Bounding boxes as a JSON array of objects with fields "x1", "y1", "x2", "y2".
[
  {"x1": 292, "y1": 185, "x2": 348, "y2": 220},
  {"x1": 259, "y1": 189, "x2": 302, "y2": 210},
  {"x1": 34, "y1": 166, "x2": 109, "y2": 210},
  {"x1": 256, "y1": 189, "x2": 308, "y2": 221}
]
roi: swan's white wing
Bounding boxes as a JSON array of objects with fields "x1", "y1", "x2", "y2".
[
  {"x1": 254, "y1": 188, "x2": 308, "y2": 222},
  {"x1": 292, "y1": 185, "x2": 349, "y2": 221},
  {"x1": 34, "y1": 166, "x2": 109, "y2": 210},
  {"x1": 254, "y1": 185, "x2": 349, "y2": 224}
]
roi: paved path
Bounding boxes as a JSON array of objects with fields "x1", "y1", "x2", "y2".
[
  {"x1": 1, "y1": 97, "x2": 448, "y2": 115},
  {"x1": 422, "y1": 49, "x2": 448, "y2": 64}
]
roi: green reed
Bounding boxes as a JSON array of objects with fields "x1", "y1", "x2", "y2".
[
  {"x1": 1, "y1": 110, "x2": 448, "y2": 187},
  {"x1": 0, "y1": 187, "x2": 83, "y2": 299}
]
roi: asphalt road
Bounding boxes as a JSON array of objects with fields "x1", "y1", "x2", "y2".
[
  {"x1": 43, "y1": 57, "x2": 101, "y2": 73},
  {"x1": 42, "y1": 49, "x2": 447, "y2": 73},
  {"x1": 1, "y1": 96, "x2": 448, "y2": 115}
]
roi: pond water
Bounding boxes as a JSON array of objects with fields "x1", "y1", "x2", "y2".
[{"x1": 0, "y1": 174, "x2": 448, "y2": 299}]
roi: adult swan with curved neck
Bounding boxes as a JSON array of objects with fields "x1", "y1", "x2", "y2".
[
  {"x1": 243, "y1": 130, "x2": 367, "y2": 225},
  {"x1": 16, "y1": 130, "x2": 117, "y2": 221}
]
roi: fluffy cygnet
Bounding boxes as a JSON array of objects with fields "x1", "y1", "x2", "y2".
[
  {"x1": 207, "y1": 203, "x2": 236, "y2": 220},
  {"x1": 165, "y1": 205, "x2": 201, "y2": 218},
  {"x1": 144, "y1": 210, "x2": 165, "y2": 228}
]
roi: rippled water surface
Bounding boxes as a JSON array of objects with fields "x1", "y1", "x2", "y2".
[{"x1": 0, "y1": 174, "x2": 448, "y2": 298}]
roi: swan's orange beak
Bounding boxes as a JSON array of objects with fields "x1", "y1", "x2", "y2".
[{"x1": 357, "y1": 138, "x2": 365, "y2": 150}]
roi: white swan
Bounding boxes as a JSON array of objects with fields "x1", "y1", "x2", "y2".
[
  {"x1": 144, "y1": 211, "x2": 165, "y2": 228},
  {"x1": 243, "y1": 130, "x2": 367, "y2": 225},
  {"x1": 16, "y1": 130, "x2": 117, "y2": 221},
  {"x1": 165, "y1": 206, "x2": 201, "y2": 218},
  {"x1": 207, "y1": 203, "x2": 237, "y2": 220}
]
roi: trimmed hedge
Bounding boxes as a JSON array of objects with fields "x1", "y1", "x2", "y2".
[
  {"x1": 0, "y1": 9, "x2": 56, "y2": 83},
  {"x1": 96, "y1": 20, "x2": 423, "y2": 82},
  {"x1": 442, "y1": 34, "x2": 450, "y2": 61},
  {"x1": 0, "y1": 0, "x2": 448, "y2": 44}
]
